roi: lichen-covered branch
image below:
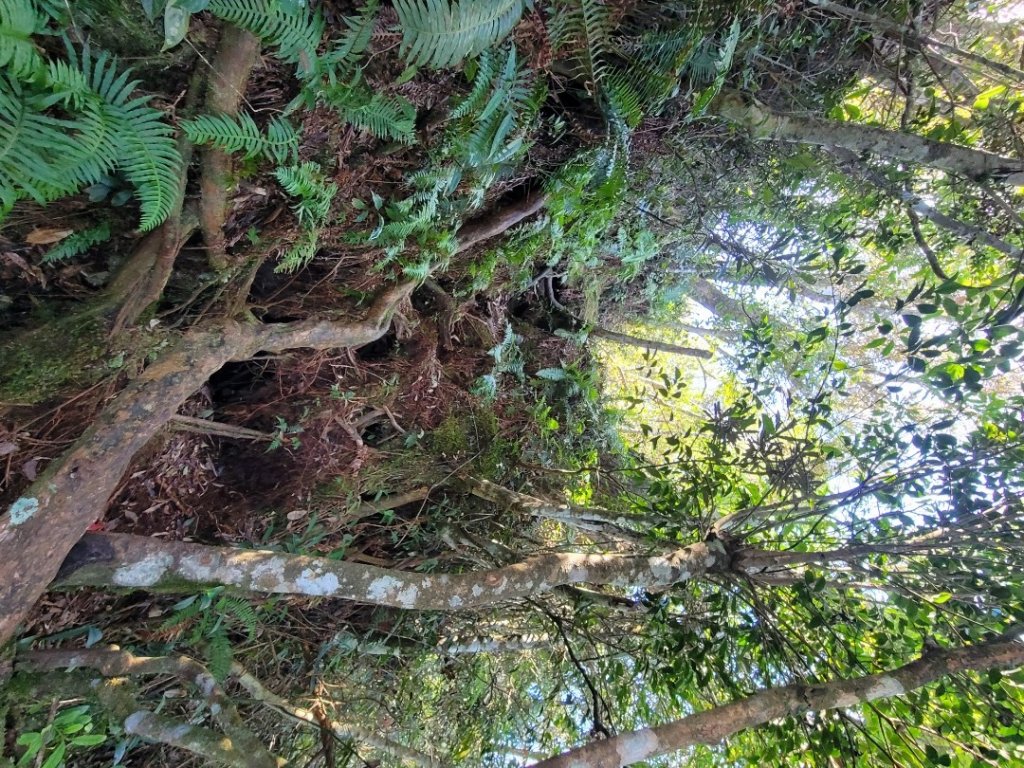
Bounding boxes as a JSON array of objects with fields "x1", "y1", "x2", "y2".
[
  {"x1": 533, "y1": 631, "x2": 1024, "y2": 768},
  {"x1": 229, "y1": 662, "x2": 441, "y2": 768},
  {"x1": 716, "y1": 91, "x2": 1024, "y2": 184},
  {"x1": 0, "y1": 282, "x2": 414, "y2": 646},
  {"x1": 17, "y1": 648, "x2": 284, "y2": 768},
  {"x1": 56, "y1": 531, "x2": 732, "y2": 609}
]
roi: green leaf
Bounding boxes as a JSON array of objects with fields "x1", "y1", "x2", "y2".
[{"x1": 162, "y1": 0, "x2": 192, "y2": 50}]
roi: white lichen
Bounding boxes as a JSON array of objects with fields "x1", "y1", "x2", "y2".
[
  {"x1": 249, "y1": 557, "x2": 288, "y2": 591},
  {"x1": 615, "y1": 729, "x2": 660, "y2": 764},
  {"x1": 395, "y1": 584, "x2": 419, "y2": 607},
  {"x1": 8, "y1": 497, "x2": 38, "y2": 525},
  {"x1": 366, "y1": 575, "x2": 403, "y2": 602},
  {"x1": 295, "y1": 568, "x2": 340, "y2": 596},
  {"x1": 471, "y1": 585, "x2": 484, "y2": 597},
  {"x1": 865, "y1": 675, "x2": 905, "y2": 701},
  {"x1": 113, "y1": 552, "x2": 173, "y2": 587},
  {"x1": 449, "y1": 595, "x2": 464, "y2": 608}
]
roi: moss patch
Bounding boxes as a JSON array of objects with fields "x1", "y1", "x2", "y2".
[{"x1": 0, "y1": 310, "x2": 110, "y2": 405}]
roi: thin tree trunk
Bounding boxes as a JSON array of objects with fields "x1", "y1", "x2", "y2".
[
  {"x1": 533, "y1": 629, "x2": 1024, "y2": 768},
  {"x1": 589, "y1": 327, "x2": 712, "y2": 359},
  {"x1": 829, "y1": 148, "x2": 1023, "y2": 262},
  {"x1": 55, "y1": 531, "x2": 733, "y2": 608},
  {"x1": 200, "y1": 24, "x2": 262, "y2": 271},
  {"x1": 0, "y1": 282, "x2": 413, "y2": 646},
  {"x1": 715, "y1": 92, "x2": 1024, "y2": 184}
]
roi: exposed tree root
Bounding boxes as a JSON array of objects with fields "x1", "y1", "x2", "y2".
[
  {"x1": 0, "y1": 281, "x2": 414, "y2": 646},
  {"x1": 455, "y1": 189, "x2": 548, "y2": 253}
]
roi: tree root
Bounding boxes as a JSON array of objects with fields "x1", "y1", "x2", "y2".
[{"x1": 0, "y1": 281, "x2": 414, "y2": 646}]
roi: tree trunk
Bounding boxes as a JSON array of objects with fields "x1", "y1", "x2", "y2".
[
  {"x1": 0, "y1": 282, "x2": 413, "y2": 646},
  {"x1": 714, "y1": 92, "x2": 1024, "y2": 184},
  {"x1": 55, "y1": 531, "x2": 732, "y2": 608},
  {"x1": 533, "y1": 630, "x2": 1024, "y2": 768},
  {"x1": 589, "y1": 327, "x2": 712, "y2": 359},
  {"x1": 200, "y1": 24, "x2": 262, "y2": 271}
]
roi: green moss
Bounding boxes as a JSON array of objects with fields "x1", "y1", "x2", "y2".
[
  {"x1": 429, "y1": 407, "x2": 518, "y2": 477},
  {"x1": 0, "y1": 310, "x2": 110, "y2": 405}
]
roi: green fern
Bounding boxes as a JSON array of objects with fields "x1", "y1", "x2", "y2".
[
  {"x1": 208, "y1": 0, "x2": 323, "y2": 77},
  {"x1": 547, "y1": 0, "x2": 612, "y2": 90},
  {"x1": 690, "y1": 19, "x2": 742, "y2": 117},
  {"x1": 42, "y1": 221, "x2": 112, "y2": 264},
  {"x1": 68, "y1": 46, "x2": 181, "y2": 231},
  {"x1": 275, "y1": 161, "x2": 336, "y2": 226},
  {"x1": 182, "y1": 113, "x2": 300, "y2": 163},
  {"x1": 0, "y1": 0, "x2": 43, "y2": 77},
  {"x1": 394, "y1": 0, "x2": 531, "y2": 69},
  {"x1": 316, "y1": 80, "x2": 417, "y2": 143},
  {"x1": 321, "y1": 0, "x2": 378, "y2": 73}
]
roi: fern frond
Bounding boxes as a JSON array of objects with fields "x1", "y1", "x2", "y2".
[
  {"x1": 182, "y1": 113, "x2": 300, "y2": 163},
  {"x1": 547, "y1": 0, "x2": 612, "y2": 88},
  {"x1": 276, "y1": 227, "x2": 320, "y2": 272},
  {"x1": 205, "y1": 628, "x2": 234, "y2": 681},
  {"x1": 451, "y1": 49, "x2": 498, "y2": 120},
  {"x1": 0, "y1": 0, "x2": 43, "y2": 78},
  {"x1": 318, "y1": 81, "x2": 417, "y2": 143},
  {"x1": 66, "y1": 46, "x2": 181, "y2": 230},
  {"x1": 322, "y1": 0, "x2": 378, "y2": 72},
  {"x1": 208, "y1": 0, "x2": 323, "y2": 77},
  {"x1": 42, "y1": 221, "x2": 111, "y2": 264},
  {"x1": 0, "y1": 75, "x2": 112, "y2": 211},
  {"x1": 394, "y1": 0, "x2": 530, "y2": 69},
  {"x1": 275, "y1": 161, "x2": 337, "y2": 227}
]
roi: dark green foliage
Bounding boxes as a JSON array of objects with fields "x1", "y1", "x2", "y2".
[
  {"x1": 394, "y1": 0, "x2": 532, "y2": 69},
  {"x1": 42, "y1": 222, "x2": 112, "y2": 264},
  {"x1": 182, "y1": 113, "x2": 300, "y2": 164},
  {"x1": 0, "y1": 4, "x2": 180, "y2": 230}
]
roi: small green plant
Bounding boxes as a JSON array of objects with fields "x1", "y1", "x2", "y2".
[
  {"x1": 41, "y1": 221, "x2": 112, "y2": 264},
  {"x1": 273, "y1": 161, "x2": 338, "y2": 271},
  {"x1": 268, "y1": 415, "x2": 304, "y2": 450},
  {"x1": 15, "y1": 704, "x2": 107, "y2": 768},
  {"x1": 160, "y1": 588, "x2": 259, "y2": 679},
  {"x1": 0, "y1": 8, "x2": 181, "y2": 229},
  {"x1": 181, "y1": 112, "x2": 300, "y2": 164},
  {"x1": 471, "y1": 321, "x2": 524, "y2": 400}
]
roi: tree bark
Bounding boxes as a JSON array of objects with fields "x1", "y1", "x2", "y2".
[
  {"x1": 715, "y1": 92, "x2": 1024, "y2": 184},
  {"x1": 55, "y1": 531, "x2": 732, "y2": 609},
  {"x1": 201, "y1": 24, "x2": 262, "y2": 271},
  {"x1": 533, "y1": 630, "x2": 1024, "y2": 768},
  {"x1": 588, "y1": 327, "x2": 712, "y2": 359},
  {"x1": 18, "y1": 648, "x2": 284, "y2": 768},
  {"x1": 0, "y1": 282, "x2": 413, "y2": 647},
  {"x1": 455, "y1": 190, "x2": 548, "y2": 253}
]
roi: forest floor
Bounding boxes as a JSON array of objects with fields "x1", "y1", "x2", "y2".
[{"x1": 0, "y1": 14, "x2": 602, "y2": 763}]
